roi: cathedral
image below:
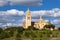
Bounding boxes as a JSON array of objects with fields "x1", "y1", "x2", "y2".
[{"x1": 23, "y1": 8, "x2": 49, "y2": 30}]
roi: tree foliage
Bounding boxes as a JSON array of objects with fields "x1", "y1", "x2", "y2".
[
  {"x1": 27, "y1": 26, "x2": 38, "y2": 30},
  {"x1": 1, "y1": 25, "x2": 60, "y2": 40},
  {"x1": 44, "y1": 24, "x2": 55, "y2": 29}
]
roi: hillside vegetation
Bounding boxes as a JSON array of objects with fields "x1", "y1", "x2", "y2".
[{"x1": 0, "y1": 26, "x2": 60, "y2": 40}]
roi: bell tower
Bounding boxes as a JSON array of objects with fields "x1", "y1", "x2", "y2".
[{"x1": 24, "y1": 8, "x2": 31, "y2": 29}]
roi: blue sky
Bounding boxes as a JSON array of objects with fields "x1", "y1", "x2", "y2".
[
  {"x1": 0, "y1": 0, "x2": 60, "y2": 28},
  {"x1": 0, "y1": 0, "x2": 60, "y2": 11}
]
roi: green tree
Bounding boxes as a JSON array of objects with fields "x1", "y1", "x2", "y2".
[
  {"x1": 58, "y1": 27, "x2": 60, "y2": 30},
  {"x1": 44, "y1": 24, "x2": 55, "y2": 29},
  {"x1": 17, "y1": 27, "x2": 24, "y2": 33},
  {"x1": 0, "y1": 28, "x2": 3, "y2": 33},
  {"x1": 0, "y1": 28, "x2": 11, "y2": 39},
  {"x1": 27, "y1": 26, "x2": 38, "y2": 30}
]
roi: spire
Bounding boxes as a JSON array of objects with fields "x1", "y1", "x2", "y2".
[
  {"x1": 39, "y1": 16, "x2": 43, "y2": 20},
  {"x1": 26, "y1": 8, "x2": 30, "y2": 13},
  {"x1": 26, "y1": 8, "x2": 30, "y2": 15},
  {"x1": 28, "y1": 8, "x2": 30, "y2": 11}
]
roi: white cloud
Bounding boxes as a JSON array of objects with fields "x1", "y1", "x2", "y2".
[
  {"x1": 6, "y1": 23, "x2": 12, "y2": 26},
  {"x1": 51, "y1": 19, "x2": 60, "y2": 27},
  {"x1": 9, "y1": 0, "x2": 42, "y2": 6},
  {"x1": 31, "y1": 8, "x2": 60, "y2": 18},
  {"x1": 0, "y1": 9, "x2": 24, "y2": 26},
  {"x1": 0, "y1": 9, "x2": 24, "y2": 16},
  {"x1": 51, "y1": 19, "x2": 60, "y2": 24},
  {"x1": 6, "y1": 9, "x2": 24, "y2": 16},
  {"x1": 0, "y1": 8, "x2": 60, "y2": 27},
  {"x1": 0, "y1": 9, "x2": 24, "y2": 14},
  {"x1": 5, "y1": 22, "x2": 23, "y2": 27},
  {"x1": 0, "y1": 0, "x2": 42, "y2": 6},
  {"x1": 32, "y1": 19, "x2": 38, "y2": 22},
  {"x1": 0, "y1": 0, "x2": 7, "y2": 6},
  {"x1": 44, "y1": 20, "x2": 49, "y2": 22}
]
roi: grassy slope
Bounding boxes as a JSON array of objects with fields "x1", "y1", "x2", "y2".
[{"x1": 3, "y1": 30, "x2": 60, "y2": 40}]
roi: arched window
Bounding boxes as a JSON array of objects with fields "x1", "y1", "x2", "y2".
[{"x1": 27, "y1": 17, "x2": 30, "y2": 19}]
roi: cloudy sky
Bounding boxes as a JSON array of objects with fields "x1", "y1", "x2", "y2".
[{"x1": 0, "y1": 0, "x2": 60, "y2": 28}]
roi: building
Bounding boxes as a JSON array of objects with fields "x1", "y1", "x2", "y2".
[
  {"x1": 23, "y1": 8, "x2": 49, "y2": 29},
  {"x1": 34, "y1": 16, "x2": 49, "y2": 29},
  {"x1": 23, "y1": 8, "x2": 31, "y2": 29}
]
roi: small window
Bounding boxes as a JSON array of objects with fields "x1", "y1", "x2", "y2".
[{"x1": 28, "y1": 17, "x2": 30, "y2": 19}]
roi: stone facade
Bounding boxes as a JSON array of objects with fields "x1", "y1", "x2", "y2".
[
  {"x1": 23, "y1": 8, "x2": 31, "y2": 29},
  {"x1": 34, "y1": 16, "x2": 49, "y2": 29},
  {"x1": 23, "y1": 8, "x2": 49, "y2": 29}
]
